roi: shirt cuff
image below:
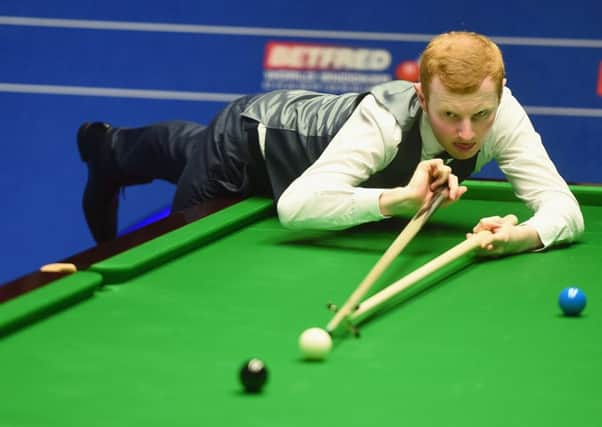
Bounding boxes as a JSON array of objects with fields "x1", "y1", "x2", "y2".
[{"x1": 520, "y1": 216, "x2": 560, "y2": 250}]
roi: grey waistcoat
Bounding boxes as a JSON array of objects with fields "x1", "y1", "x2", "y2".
[{"x1": 240, "y1": 81, "x2": 477, "y2": 199}]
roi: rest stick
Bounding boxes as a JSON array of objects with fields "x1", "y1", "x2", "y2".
[
  {"x1": 326, "y1": 188, "x2": 447, "y2": 335},
  {"x1": 349, "y1": 230, "x2": 492, "y2": 324}
]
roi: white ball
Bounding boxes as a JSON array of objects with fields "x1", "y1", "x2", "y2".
[{"x1": 299, "y1": 327, "x2": 332, "y2": 361}]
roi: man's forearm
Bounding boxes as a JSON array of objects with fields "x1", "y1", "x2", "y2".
[{"x1": 378, "y1": 187, "x2": 420, "y2": 217}]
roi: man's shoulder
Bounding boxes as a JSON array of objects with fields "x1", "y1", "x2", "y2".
[
  {"x1": 241, "y1": 88, "x2": 361, "y2": 130},
  {"x1": 367, "y1": 80, "x2": 420, "y2": 130},
  {"x1": 368, "y1": 80, "x2": 416, "y2": 97},
  {"x1": 485, "y1": 85, "x2": 536, "y2": 157},
  {"x1": 494, "y1": 85, "x2": 528, "y2": 128}
]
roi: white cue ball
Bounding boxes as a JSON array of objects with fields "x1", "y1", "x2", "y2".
[{"x1": 299, "y1": 327, "x2": 332, "y2": 361}]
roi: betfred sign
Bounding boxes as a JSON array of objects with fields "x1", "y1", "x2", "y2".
[
  {"x1": 261, "y1": 40, "x2": 393, "y2": 93},
  {"x1": 264, "y1": 41, "x2": 391, "y2": 71}
]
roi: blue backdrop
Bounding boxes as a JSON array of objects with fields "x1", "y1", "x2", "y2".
[{"x1": 1, "y1": 0, "x2": 601, "y2": 283}]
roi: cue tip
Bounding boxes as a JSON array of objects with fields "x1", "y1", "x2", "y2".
[{"x1": 350, "y1": 326, "x2": 361, "y2": 338}]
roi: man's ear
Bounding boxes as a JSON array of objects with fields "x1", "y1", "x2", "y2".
[{"x1": 414, "y1": 82, "x2": 427, "y2": 110}]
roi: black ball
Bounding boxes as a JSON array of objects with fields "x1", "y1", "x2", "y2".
[{"x1": 239, "y1": 358, "x2": 268, "y2": 393}]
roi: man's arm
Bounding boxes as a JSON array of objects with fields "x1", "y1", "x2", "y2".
[
  {"x1": 277, "y1": 95, "x2": 464, "y2": 230},
  {"x1": 477, "y1": 88, "x2": 584, "y2": 254},
  {"x1": 467, "y1": 215, "x2": 543, "y2": 256}
]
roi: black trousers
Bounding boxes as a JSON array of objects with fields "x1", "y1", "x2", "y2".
[{"x1": 108, "y1": 96, "x2": 269, "y2": 212}]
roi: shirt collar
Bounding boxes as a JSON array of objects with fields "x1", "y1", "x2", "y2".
[{"x1": 420, "y1": 112, "x2": 445, "y2": 159}]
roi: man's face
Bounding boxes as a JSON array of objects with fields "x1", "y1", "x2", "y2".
[{"x1": 416, "y1": 76, "x2": 500, "y2": 159}]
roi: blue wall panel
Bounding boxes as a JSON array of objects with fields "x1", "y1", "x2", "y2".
[{"x1": 0, "y1": 0, "x2": 600, "y2": 283}]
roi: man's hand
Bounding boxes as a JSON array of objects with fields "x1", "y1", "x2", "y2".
[
  {"x1": 378, "y1": 159, "x2": 467, "y2": 217},
  {"x1": 467, "y1": 214, "x2": 543, "y2": 256}
]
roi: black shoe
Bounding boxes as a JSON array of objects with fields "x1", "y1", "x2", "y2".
[{"x1": 77, "y1": 122, "x2": 120, "y2": 243}]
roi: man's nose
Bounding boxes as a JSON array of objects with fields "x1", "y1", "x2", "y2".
[{"x1": 457, "y1": 119, "x2": 475, "y2": 141}]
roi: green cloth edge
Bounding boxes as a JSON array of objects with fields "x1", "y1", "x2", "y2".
[
  {"x1": 0, "y1": 271, "x2": 103, "y2": 337},
  {"x1": 89, "y1": 197, "x2": 274, "y2": 284},
  {"x1": 463, "y1": 180, "x2": 602, "y2": 205},
  {"x1": 89, "y1": 183, "x2": 599, "y2": 284}
]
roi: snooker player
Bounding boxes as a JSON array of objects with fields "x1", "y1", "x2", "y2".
[{"x1": 78, "y1": 31, "x2": 584, "y2": 256}]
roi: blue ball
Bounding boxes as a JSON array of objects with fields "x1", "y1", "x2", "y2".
[{"x1": 558, "y1": 287, "x2": 587, "y2": 316}]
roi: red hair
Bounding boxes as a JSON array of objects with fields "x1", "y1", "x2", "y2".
[{"x1": 419, "y1": 32, "x2": 505, "y2": 101}]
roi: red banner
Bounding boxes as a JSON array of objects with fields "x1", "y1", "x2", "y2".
[{"x1": 598, "y1": 62, "x2": 602, "y2": 97}]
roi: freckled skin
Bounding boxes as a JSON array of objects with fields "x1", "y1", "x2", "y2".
[{"x1": 415, "y1": 76, "x2": 501, "y2": 160}]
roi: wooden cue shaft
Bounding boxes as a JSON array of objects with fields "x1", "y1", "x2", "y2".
[
  {"x1": 349, "y1": 230, "x2": 492, "y2": 324},
  {"x1": 326, "y1": 188, "x2": 447, "y2": 334}
]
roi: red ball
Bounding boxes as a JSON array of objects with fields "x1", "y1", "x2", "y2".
[{"x1": 395, "y1": 60, "x2": 420, "y2": 82}]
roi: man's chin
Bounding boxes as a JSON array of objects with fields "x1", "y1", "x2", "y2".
[
  {"x1": 450, "y1": 151, "x2": 475, "y2": 160},
  {"x1": 449, "y1": 142, "x2": 478, "y2": 159}
]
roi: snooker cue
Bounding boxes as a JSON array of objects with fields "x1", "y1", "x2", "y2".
[
  {"x1": 326, "y1": 188, "x2": 447, "y2": 335},
  {"x1": 349, "y1": 230, "x2": 493, "y2": 324}
]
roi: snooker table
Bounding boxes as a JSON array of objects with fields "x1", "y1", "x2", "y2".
[{"x1": 1, "y1": 180, "x2": 601, "y2": 427}]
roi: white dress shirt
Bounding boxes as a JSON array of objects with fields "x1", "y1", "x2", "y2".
[{"x1": 273, "y1": 87, "x2": 584, "y2": 248}]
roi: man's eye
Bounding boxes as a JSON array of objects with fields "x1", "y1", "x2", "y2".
[
  {"x1": 445, "y1": 111, "x2": 457, "y2": 119},
  {"x1": 474, "y1": 110, "x2": 490, "y2": 119}
]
